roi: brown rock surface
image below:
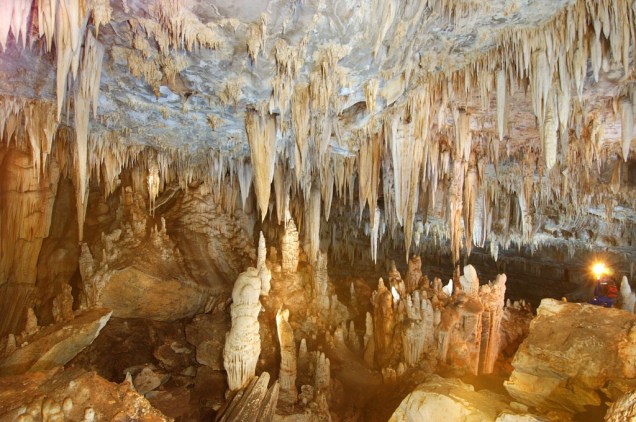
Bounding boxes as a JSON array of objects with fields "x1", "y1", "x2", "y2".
[
  {"x1": 185, "y1": 312, "x2": 230, "y2": 370},
  {"x1": 0, "y1": 308, "x2": 111, "y2": 376},
  {"x1": 505, "y1": 298, "x2": 636, "y2": 413},
  {"x1": 0, "y1": 367, "x2": 169, "y2": 421},
  {"x1": 101, "y1": 266, "x2": 212, "y2": 321}
]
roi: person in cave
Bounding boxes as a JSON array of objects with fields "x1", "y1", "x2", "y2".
[{"x1": 589, "y1": 276, "x2": 619, "y2": 308}]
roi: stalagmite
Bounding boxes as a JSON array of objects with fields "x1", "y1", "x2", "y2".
[
  {"x1": 314, "y1": 352, "x2": 330, "y2": 392},
  {"x1": 402, "y1": 296, "x2": 434, "y2": 366},
  {"x1": 281, "y1": 211, "x2": 299, "y2": 273},
  {"x1": 460, "y1": 265, "x2": 479, "y2": 296},
  {"x1": 276, "y1": 308, "x2": 298, "y2": 403},
  {"x1": 478, "y1": 274, "x2": 506, "y2": 374},
  {"x1": 364, "y1": 312, "x2": 375, "y2": 367},
  {"x1": 620, "y1": 276, "x2": 635, "y2": 313},
  {"x1": 404, "y1": 255, "x2": 422, "y2": 293},
  {"x1": 223, "y1": 267, "x2": 267, "y2": 391},
  {"x1": 372, "y1": 279, "x2": 395, "y2": 368}
]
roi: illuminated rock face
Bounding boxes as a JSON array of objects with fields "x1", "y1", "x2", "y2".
[{"x1": 505, "y1": 299, "x2": 636, "y2": 413}]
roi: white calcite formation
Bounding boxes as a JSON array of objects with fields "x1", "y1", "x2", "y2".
[
  {"x1": 620, "y1": 276, "x2": 635, "y2": 313},
  {"x1": 223, "y1": 266, "x2": 269, "y2": 391},
  {"x1": 280, "y1": 212, "x2": 299, "y2": 274},
  {"x1": 402, "y1": 293, "x2": 436, "y2": 366},
  {"x1": 367, "y1": 264, "x2": 507, "y2": 377},
  {"x1": 276, "y1": 308, "x2": 298, "y2": 403},
  {"x1": 1, "y1": 0, "x2": 634, "y2": 296}
]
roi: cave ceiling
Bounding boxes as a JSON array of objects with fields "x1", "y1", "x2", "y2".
[{"x1": 0, "y1": 0, "x2": 635, "y2": 264}]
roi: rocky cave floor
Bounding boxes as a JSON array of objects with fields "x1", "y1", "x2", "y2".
[{"x1": 2, "y1": 230, "x2": 636, "y2": 422}]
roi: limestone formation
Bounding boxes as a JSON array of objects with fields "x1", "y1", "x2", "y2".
[
  {"x1": 0, "y1": 0, "x2": 635, "y2": 420},
  {"x1": 479, "y1": 274, "x2": 507, "y2": 374},
  {"x1": 0, "y1": 308, "x2": 111, "y2": 376},
  {"x1": 389, "y1": 375, "x2": 531, "y2": 422},
  {"x1": 621, "y1": 276, "x2": 635, "y2": 313},
  {"x1": 276, "y1": 308, "x2": 298, "y2": 403},
  {"x1": 281, "y1": 214, "x2": 299, "y2": 274},
  {"x1": 372, "y1": 278, "x2": 396, "y2": 368},
  {"x1": 505, "y1": 299, "x2": 636, "y2": 413},
  {"x1": 404, "y1": 255, "x2": 423, "y2": 293},
  {"x1": 224, "y1": 267, "x2": 268, "y2": 391}
]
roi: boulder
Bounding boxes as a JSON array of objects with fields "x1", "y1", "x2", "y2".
[
  {"x1": 0, "y1": 308, "x2": 111, "y2": 376},
  {"x1": 185, "y1": 312, "x2": 230, "y2": 370},
  {"x1": 389, "y1": 375, "x2": 511, "y2": 421},
  {"x1": 101, "y1": 266, "x2": 211, "y2": 321},
  {"x1": 505, "y1": 299, "x2": 636, "y2": 413}
]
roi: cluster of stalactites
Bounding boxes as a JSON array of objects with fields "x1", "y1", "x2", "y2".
[{"x1": 3, "y1": 0, "x2": 635, "y2": 267}]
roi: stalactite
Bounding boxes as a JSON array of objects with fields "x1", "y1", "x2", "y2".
[
  {"x1": 620, "y1": 96, "x2": 633, "y2": 161},
  {"x1": 463, "y1": 160, "x2": 478, "y2": 256},
  {"x1": 496, "y1": 69, "x2": 506, "y2": 142},
  {"x1": 245, "y1": 110, "x2": 277, "y2": 221},
  {"x1": 73, "y1": 30, "x2": 104, "y2": 241},
  {"x1": 449, "y1": 160, "x2": 464, "y2": 265},
  {"x1": 237, "y1": 158, "x2": 253, "y2": 211},
  {"x1": 365, "y1": 79, "x2": 379, "y2": 114},
  {"x1": 543, "y1": 93, "x2": 558, "y2": 170},
  {"x1": 307, "y1": 187, "x2": 322, "y2": 264}
]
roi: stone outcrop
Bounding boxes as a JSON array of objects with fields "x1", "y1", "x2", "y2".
[
  {"x1": 389, "y1": 375, "x2": 535, "y2": 422},
  {"x1": 164, "y1": 187, "x2": 257, "y2": 291},
  {"x1": 0, "y1": 308, "x2": 111, "y2": 376},
  {"x1": 79, "y1": 196, "x2": 216, "y2": 321},
  {"x1": 505, "y1": 299, "x2": 636, "y2": 413},
  {"x1": 0, "y1": 367, "x2": 169, "y2": 421},
  {"x1": 91, "y1": 264, "x2": 213, "y2": 321}
]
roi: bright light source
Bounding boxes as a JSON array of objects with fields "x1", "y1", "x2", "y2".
[{"x1": 592, "y1": 262, "x2": 606, "y2": 280}]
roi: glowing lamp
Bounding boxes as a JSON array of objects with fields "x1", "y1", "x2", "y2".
[{"x1": 592, "y1": 262, "x2": 606, "y2": 280}]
